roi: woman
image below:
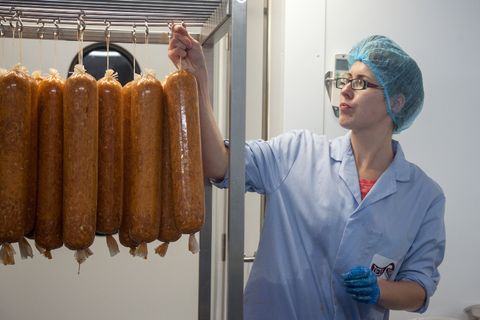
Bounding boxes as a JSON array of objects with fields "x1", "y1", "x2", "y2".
[{"x1": 168, "y1": 27, "x2": 445, "y2": 319}]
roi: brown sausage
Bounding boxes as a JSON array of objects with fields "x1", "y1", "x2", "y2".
[
  {"x1": 164, "y1": 69, "x2": 205, "y2": 235},
  {"x1": 24, "y1": 71, "x2": 41, "y2": 237},
  {"x1": 0, "y1": 66, "x2": 32, "y2": 245},
  {"x1": 128, "y1": 71, "x2": 163, "y2": 247},
  {"x1": 155, "y1": 93, "x2": 181, "y2": 257},
  {"x1": 97, "y1": 70, "x2": 123, "y2": 235},
  {"x1": 119, "y1": 79, "x2": 138, "y2": 251},
  {"x1": 63, "y1": 65, "x2": 98, "y2": 251},
  {"x1": 158, "y1": 91, "x2": 181, "y2": 243},
  {"x1": 35, "y1": 69, "x2": 64, "y2": 256}
]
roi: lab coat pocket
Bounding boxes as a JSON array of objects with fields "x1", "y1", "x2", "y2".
[
  {"x1": 360, "y1": 222, "x2": 384, "y2": 254},
  {"x1": 335, "y1": 220, "x2": 384, "y2": 273},
  {"x1": 364, "y1": 222, "x2": 412, "y2": 281}
]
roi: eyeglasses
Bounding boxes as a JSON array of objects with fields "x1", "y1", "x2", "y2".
[{"x1": 335, "y1": 78, "x2": 384, "y2": 90}]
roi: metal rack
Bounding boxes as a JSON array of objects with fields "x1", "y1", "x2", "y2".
[
  {"x1": 0, "y1": 1, "x2": 246, "y2": 320},
  {"x1": 0, "y1": 0, "x2": 230, "y2": 44}
]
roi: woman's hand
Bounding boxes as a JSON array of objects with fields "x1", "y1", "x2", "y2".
[
  {"x1": 342, "y1": 265, "x2": 426, "y2": 311},
  {"x1": 167, "y1": 24, "x2": 208, "y2": 82},
  {"x1": 167, "y1": 23, "x2": 229, "y2": 180},
  {"x1": 342, "y1": 266, "x2": 380, "y2": 304}
]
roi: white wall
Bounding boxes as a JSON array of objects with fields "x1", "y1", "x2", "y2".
[
  {"x1": 283, "y1": 0, "x2": 326, "y2": 135},
  {"x1": 272, "y1": 0, "x2": 480, "y2": 319}
]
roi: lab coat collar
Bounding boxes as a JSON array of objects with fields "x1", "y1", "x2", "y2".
[
  {"x1": 330, "y1": 131, "x2": 411, "y2": 207},
  {"x1": 329, "y1": 131, "x2": 410, "y2": 181}
]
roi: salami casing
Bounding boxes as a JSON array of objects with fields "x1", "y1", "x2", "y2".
[
  {"x1": 97, "y1": 70, "x2": 123, "y2": 234},
  {"x1": 119, "y1": 78, "x2": 138, "y2": 253},
  {"x1": 0, "y1": 66, "x2": 32, "y2": 264},
  {"x1": 63, "y1": 64, "x2": 98, "y2": 260},
  {"x1": 129, "y1": 71, "x2": 163, "y2": 254},
  {"x1": 25, "y1": 71, "x2": 41, "y2": 237},
  {"x1": 156, "y1": 84, "x2": 181, "y2": 257},
  {"x1": 164, "y1": 70, "x2": 205, "y2": 236},
  {"x1": 35, "y1": 69, "x2": 64, "y2": 258}
]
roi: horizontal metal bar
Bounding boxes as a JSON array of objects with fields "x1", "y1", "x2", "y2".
[
  {"x1": 244, "y1": 256, "x2": 255, "y2": 263},
  {"x1": 0, "y1": 0, "x2": 221, "y2": 10},
  {"x1": 0, "y1": 9, "x2": 213, "y2": 22},
  {"x1": 6, "y1": 0, "x2": 222, "y2": 5},
  {"x1": 0, "y1": 15, "x2": 207, "y2": 28},
  {"x1": 1, "y1": 25, "x2": 200, "y2": 44},
  {"x1": 0, "y1": 9, "x2": 215, "y2": 18},
  {"x1": 0, "y1": 0, "x2": 229, "y2": 43},
  {"x1": 1, "y1": 7, "x2": 216, "y2": 17}
]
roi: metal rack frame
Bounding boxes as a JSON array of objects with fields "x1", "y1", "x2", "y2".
[
  {"x1": 0, "y1": 1, "x2": 247, "y2": 319},
  {"x1": 0, "y1": 0, "x2": 230, "y2": 44}
]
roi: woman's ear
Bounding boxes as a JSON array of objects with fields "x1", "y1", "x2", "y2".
[{"x1": 391, "y1": 94, "x2": 406, "y2": 114}]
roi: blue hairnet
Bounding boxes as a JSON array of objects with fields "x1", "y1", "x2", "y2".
[{"x1": 347, "y1": 35, "x2": 424, "y2": 133}]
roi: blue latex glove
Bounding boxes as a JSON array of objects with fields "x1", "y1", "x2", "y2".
[{"x1": 342, "y1": 266, "x2": 380, "y2": 304}]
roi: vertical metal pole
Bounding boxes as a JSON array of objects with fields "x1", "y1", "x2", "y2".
[
  {"x1": 198, "y1": 43, "x2": 215, "y2": 320},
  {"x1": 198, "y1": 184, "x2": 212, "y2": 320},
  {"x1": 228, "y1": 0, "x2": 247, "y2": 319},
  {"x1": 260, "y1": 0, "x2": 269, "y2": 228}
]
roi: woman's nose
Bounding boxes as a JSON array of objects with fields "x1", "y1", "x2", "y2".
[{"x1": 340, "y1": 82, "x2": 354, "y2": 99}]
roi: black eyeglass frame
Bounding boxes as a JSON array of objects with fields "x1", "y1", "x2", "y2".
[{"x1": 335, "y1": 77, "x2": 384, "y2": 90}]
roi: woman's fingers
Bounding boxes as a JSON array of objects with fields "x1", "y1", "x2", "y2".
[
  {"x1": 167, "y1": 47, "x2": 187, "y2": 66},
  {"x1": 169, "y1": 38, "x2": 187, "y2": 51},
  {"x1": 172, "y1": 24, "x2": 188, "y2": 36}
]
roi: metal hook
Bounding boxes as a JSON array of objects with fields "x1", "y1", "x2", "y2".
[
  {"x1": 0, "y1": 16, "x2": 6, "y2": 37},
  {"x1": 37, "y1": 18, "x2": 45, "y2": 39},
  {"x1": 144, "y1": 18, "x2": 149, "y2": 42},
  {"x1": 131, "y1": 23, "x2": 137, "y2": 43},
  {"x1": 53, "y1": 18, "x2": 60, "y2": 39},
  {"x1": 77, "y1": 10, "x2": 86, "y2": 32},
  {"x1": 104, "y1": 19, "x2": 111, "y2": 39},
  {"x1": 9, "y1": 9, "x2": 18, "y2": 30},
  {"x1": 167, "y1": 21, "x2": 174, "y2": 39},
  {"x1": 167, "y1": 20, "x2": 187, "y2": 39},
  {"x1": 16, "y1": 10, "x2": 23, "y2": 34}
]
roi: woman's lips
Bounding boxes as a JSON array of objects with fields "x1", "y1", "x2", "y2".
[{"x1": 339, "y1": 102, "x2": 352, "y2": 112}]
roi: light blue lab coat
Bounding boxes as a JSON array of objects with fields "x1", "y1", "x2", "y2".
[{"x1": 215, "y1": 130, "x2": 445, "y2": 320}]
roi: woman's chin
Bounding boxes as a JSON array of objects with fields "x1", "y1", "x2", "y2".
[{"x1": 338, "y1": 117, "x2": 352, "y2": 130}]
